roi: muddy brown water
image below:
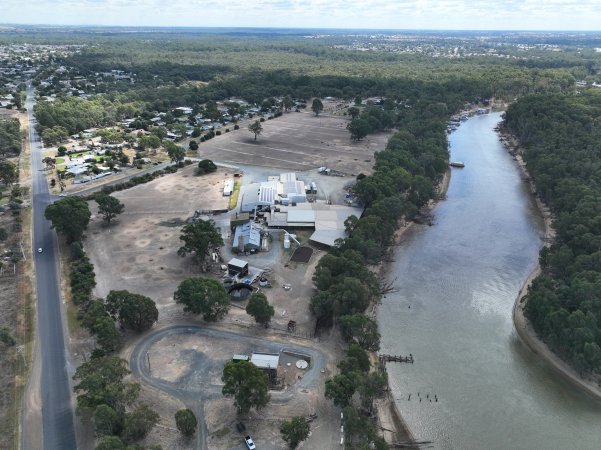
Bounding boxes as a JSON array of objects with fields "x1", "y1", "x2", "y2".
[{"x1": 378, "y1": 113, "x2": 601, "y2": 450}]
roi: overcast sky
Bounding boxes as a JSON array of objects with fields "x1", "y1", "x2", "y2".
[{"x1": 2, "y1": 0, "x2": 600, "y2": 31}]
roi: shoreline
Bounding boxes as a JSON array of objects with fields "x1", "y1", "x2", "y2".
[
  {"x1": 372, "y1": 168, "x2": 452, "y2": 446},
  {"x1": 500, "y1": 128, "x2": 601, "y2": 403}
]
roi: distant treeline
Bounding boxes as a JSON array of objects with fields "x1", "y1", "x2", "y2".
[{"x1": 504, "y1": 90, "x2": 601, "y2": 374}]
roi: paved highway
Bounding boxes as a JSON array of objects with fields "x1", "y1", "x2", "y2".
[{"x1": 25, "y1": 84, "x2": 77, "y2": 450}]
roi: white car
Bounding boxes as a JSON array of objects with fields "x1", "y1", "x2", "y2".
[
  {"x1": 244, "y1": 435, "x2": 256, "y2": 450},
  {"x1": 37, "y1": 248, "x2": 43, "y2": 253}
]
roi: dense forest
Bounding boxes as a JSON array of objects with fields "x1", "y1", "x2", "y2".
[{"x1": 504, "y1": 90, "x2": 601, "y2": 374}]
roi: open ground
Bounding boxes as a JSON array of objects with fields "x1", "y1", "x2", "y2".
[{"x1": 195, "y1": 110, "x2": 391, "y2": 175}]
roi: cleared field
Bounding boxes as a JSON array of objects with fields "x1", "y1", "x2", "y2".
[
  {"x1": 85, "y1": 166, "x2": 231, "y2": 308},
  {"x1": 196, "y1": 111, "x2": 392, "y2": 175}
]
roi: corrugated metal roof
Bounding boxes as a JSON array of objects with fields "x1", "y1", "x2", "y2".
[
  {"x1": 280, "y1": 172, "x2": 297, "y2": 183},
  {"x1": 233, "y1": 223, "x2": 262, "y2": 248},
  {"x1": 251, "y1": 352, "x2": 280, "y2": 369},
  {"x1": 228, "y1": 258, "x2": 248, "y2": 268},
  {"x1": 287, "y1": 210, "x2": 316, "y2": 223}
]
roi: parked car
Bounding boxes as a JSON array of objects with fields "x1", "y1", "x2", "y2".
[{"x1": 244, "y1": 435, "x2": 256, "y2": 450}]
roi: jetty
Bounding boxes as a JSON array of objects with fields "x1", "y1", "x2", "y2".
[{"x1": 380, "y1": 354, "x2": 414, "y2": 364}]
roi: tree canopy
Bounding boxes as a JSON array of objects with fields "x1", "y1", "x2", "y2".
[
  {"x1": 504, "y1": 90, "x2": 601, "y2": 374},
  {"x1": 45, "y1": 196, "x2": 91, "y2": 242},
  {"x1": 175, "y1": 409, "x2": 197, "y2": 437},
  {"x1": 280, "y1": 416, "x2": 310, "y2": 449},
  {"x1": 245, "y1": 292, "x2": 274, "y2": 327},
  {"x1": 221, "y1": 360, "x2": 270, "y2": 414},
  {"x1": 311, "y1": 98, "x2": 324, "y2": 116},
  {"x1": 96, "y1": 193, "x2": 125, "y2": 225},
  {"x1": 105, "y1": 290, "x2": 158, "y2": 332},
  {"x1": 174, "y1": 277, "x2": 230, "y2": 321},
  {"x1": 248, "y1": 120, "x2": 263, "y2": 140},
  {"x1": 177, "y1": 219, "x2": 224, "y2": 269}
]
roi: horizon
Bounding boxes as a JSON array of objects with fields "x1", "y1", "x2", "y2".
[
  {"x1": 2, "y1": 24, "x2": 601, "y2": 34},
  {"x1": 1, "y1": 0, "x2": 600, "y2": 32}
]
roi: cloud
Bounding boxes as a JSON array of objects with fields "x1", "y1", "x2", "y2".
[{"x1": 1, "y1": 0, "x2": 600, "y2": 30}]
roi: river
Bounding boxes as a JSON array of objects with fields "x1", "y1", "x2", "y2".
[{"x1": 377, "y1": 112, "x2": 601, "y2": 450}]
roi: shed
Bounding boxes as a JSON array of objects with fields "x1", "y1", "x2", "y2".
[
  {"x1": 232, "y1": 354, "x2": 249, "y2": 362},
  {"x1": 232, "y1": 222, "x2": 262, "y2": 252},
  {"x1": 250, "y1": 352, "x2": 280, "y2": 376},
  {"x1": 227, "y1": 258, "x2": 249, "y2": 277}
]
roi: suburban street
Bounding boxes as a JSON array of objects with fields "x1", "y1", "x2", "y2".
[{"x1": 22, "y1": 83, "x2": 77, "y2": 450}]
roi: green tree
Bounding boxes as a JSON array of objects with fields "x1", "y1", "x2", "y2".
[
  {"x1": 338, "y1": 314, "x2": 381, "y2": 351},
  {"x1": 280, "y1": 416, "x2": 310, "y2": 449},
  {"x1": 0, "y1": 160, "x2": 18, "y2": 186},
  {"x1": 248, "y1": 120, "x2": 263, "y2": 141},
  {"x1": 177, "y1": 219, "x2": 224, "y2": 268},
  {"x1": 96, "y1": 193, "x2": 125, "y2": 225},
  {"x1": 197, "y1": 159, "x2": 217, "y2": 175},
  {"x1": 245, "y1": 292, "x2": 274, "y2": 327},
  {"x1": 81, "y1": 300, "x2": 110, "y2": 330},
  {"x1": 106, "y1": 290, "x2": 158, "y2": 332},
  {"x1": 311, "y1": 98, "x2": 324, "y2": 116},
  {"x1": 93, "y1": 404, "x2": 121, "y2": 437},
  {"x1": 137, "y1": 135, "x2": 161, "y2": 152},
  {"x1": 45, "y1": 196, "x2": 91, "y2": 242},
  {"x1": 221, "y1": 360, "x2": 270, "y2": 414},
  {"x1": 164, "y1": 141, "x2": 185, "y2": 163},
  {"x1": 325, "y1": 373, "x2": 357, "y2": 407},
  {"x1": 73, "y1": 356, "x2": 140, "y2": 414},
  {"x1": 93, "y1": 316, "x2": 122, "y2": 353},
  {"x1": 175, "y1": 408, "x2": 197, "y2": 437},
  {"x1": 95, "y1": 436, "x2": 125, "y2": 450},
  {"x1": 347, "y1": 118, "x2": 370, "y2": 141},
  {"x1": 121, "y1": 403, "x2": 159, "y2": 443},
  {"x1": 174, "y1": 277, "x2": 230, "y2": 321},
  {"x1": 188, "y1": 140, "x2": 198, "y2": 151},
  {"x1": 348, "y1": 106, "x2": 360, "y2": 119},
  {"x1": 282, "y1": 96, "x2": 295, "y2": 112}
]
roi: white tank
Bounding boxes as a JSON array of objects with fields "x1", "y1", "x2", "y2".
[{"x1": 284, "y1": 235, "x2": 291, "y2": 249}]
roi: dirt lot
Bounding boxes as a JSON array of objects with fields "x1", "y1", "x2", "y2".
[
  {"x1": 195, "y1": 110, "x2": 391, "y2": 175},
  {"x1": 86, "y1": 165, "x2": 230, "y2": 307}
]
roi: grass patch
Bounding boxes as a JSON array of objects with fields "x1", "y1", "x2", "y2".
[
  {"x1": 228, "y1": 181, "x2": 240, "y2": 210},
  {"x1": 55, "y1": 157, "x2": 65, "y2": 164},
  {"x1": 214, "y1": 427, "x2": 230, "y2": 438},
  {"x1": 66, "y1": 301, "x2": 80, "y2": 335}
]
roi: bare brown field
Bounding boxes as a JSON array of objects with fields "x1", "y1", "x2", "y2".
[
  {"x1": 85, "y1": 165, "x2": 230, "y2": 308},
  {"x1": 196, "y1": 111, "x2": 392, "y2": 175}
]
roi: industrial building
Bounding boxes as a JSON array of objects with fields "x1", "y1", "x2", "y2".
[
  {"x1": 266, "y1": 202, "x2": 363, "y2": 247},
  {"x1": 239, "y1": 172, "x2": 307, "y2": 212}
]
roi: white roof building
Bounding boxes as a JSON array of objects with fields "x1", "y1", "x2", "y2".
[{"x1": 250, "y1": 352, "x2": 280, "y2": 370}]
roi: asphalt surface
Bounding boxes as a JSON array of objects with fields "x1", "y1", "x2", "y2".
[
  {"x1": 129, "y1": 325, "x2": 327, "y2": 450},
  {"x1": 25, "y1": 84, "x2": 77, "y2": 450}
]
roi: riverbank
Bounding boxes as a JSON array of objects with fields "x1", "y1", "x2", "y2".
[
  {"x1": 501, "y1": 128, "x2": 601, "y2": 403},
  {"x1": 371, "y1": 168, "x2": 451, "y2": 447}
]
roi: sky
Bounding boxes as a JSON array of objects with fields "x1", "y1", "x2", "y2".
[{"x1": 1, "y1": 0, "x2": 600, "y2": 31}]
